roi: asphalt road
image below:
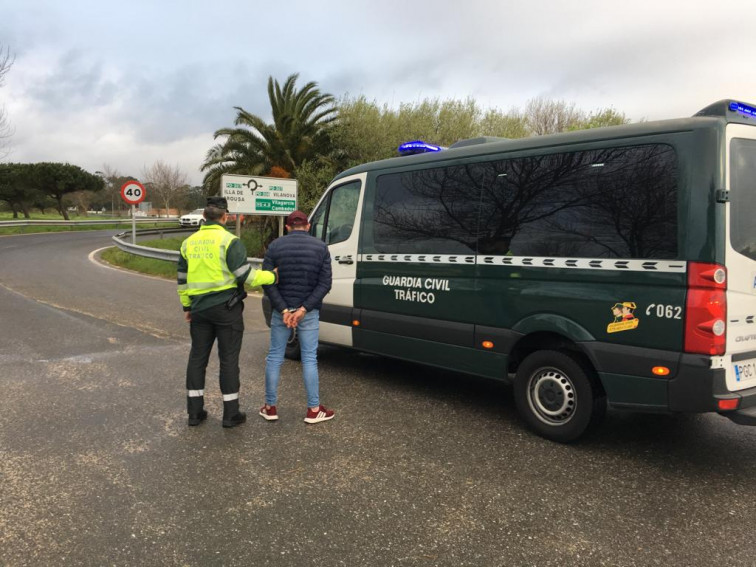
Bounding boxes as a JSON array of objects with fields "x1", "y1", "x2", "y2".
[{"x1": 1, "y1": 230, "x2": 756, "y2": 567}]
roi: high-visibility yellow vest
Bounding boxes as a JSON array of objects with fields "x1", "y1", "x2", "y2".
[{"x1": 179, "y1": 225, "x2": 239, "y2": 298}]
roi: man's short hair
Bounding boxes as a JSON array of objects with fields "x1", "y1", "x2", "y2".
[
  {"x1": 204, "y1": 196, "x2": 228, "y2": 222},
  {"x1": 285, "y1": 210, "x2": 308, "y2": 227}
]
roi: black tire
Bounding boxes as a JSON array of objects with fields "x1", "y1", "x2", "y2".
[
  {"x1": 513, "y1": 350, "x2": 606, "y2": 443},
  {"x1": 284, "y1": 327, "x2": 301, "y2": 360}
]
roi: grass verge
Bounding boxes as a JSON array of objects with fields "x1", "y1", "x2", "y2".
[
  {"x1": 0, "y1": 222, "x2": 177, "y2": 236},
  {"x1": 139, "y1": 236, "x2": 185, "y2": 251},
  {"x1": 100, "y1": 247, "x2": 177, "y2": 279},
  {"x1": 0, "y1": 212, "x2": 98, "y2": 220},
  {"x1": 100, "y1": 237, "x2": 267, "y2": 293}
]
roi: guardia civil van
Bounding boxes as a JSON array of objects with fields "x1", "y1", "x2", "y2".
[{"x1": 267, "y1": 99, "x2": 756, "y2": 442}]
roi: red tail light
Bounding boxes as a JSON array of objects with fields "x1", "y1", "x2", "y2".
[
  {"x1": 718, "y1": 398, "x2": 740, "y2": 411},
  {"x1": 684, "y1": 262, "x2": 727, "y2": 355}
]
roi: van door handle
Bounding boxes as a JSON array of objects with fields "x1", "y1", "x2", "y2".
[{"x1": 338, "y1": 258, "x2": 354, "y2": 265}]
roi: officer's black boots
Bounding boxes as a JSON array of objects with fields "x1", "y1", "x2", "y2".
[
  {"x1": 186, "y1": 398, "x2": 246, "y2": 427},
  {"x1": 222, "y1": 399, "x2": 246, "y2": 428},
  {"x1": 187, "y1": 395, "x2": 207, "y2": 426},
  {"x1": 222, "y1": 412, "x2": 247, "y2": 428},
  {"x1": 187, "y1": 395, "x2": 204, "y2": 416},
  {"x1": 188, "y1": 410, "x2": 208, "y2": 426}
]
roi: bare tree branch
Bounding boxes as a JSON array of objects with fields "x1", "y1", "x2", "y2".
[
  {"x1": 0, "y1": 43, "x2": 15, "y2": 158},
  {"x1": 142, "y1": 160, "x2": 189, "y2": 214}
]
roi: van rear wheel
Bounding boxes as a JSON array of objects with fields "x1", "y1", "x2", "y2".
[{"x1": 514, "y1": 350, "x2": 605, "y2": 443}]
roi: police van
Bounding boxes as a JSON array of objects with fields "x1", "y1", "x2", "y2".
[{"x1": 271, "y1": 99, "x2": 756, "y2": 442}]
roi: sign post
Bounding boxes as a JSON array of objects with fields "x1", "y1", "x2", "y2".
[
  {"x1": 220, "y1": 174, "x2": 298, "y2": 236},
  {"x1": 120, "y1": 181, "x2": 147, "y2": 244}
]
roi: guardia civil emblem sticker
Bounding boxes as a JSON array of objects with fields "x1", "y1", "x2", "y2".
[{"x1": 607, "y1": 301, "x2": 640, "y2": 333}]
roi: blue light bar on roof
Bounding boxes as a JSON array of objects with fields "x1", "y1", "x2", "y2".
[
  {"x1": 398, "y1": 140, "x2": 443, "y2": 156},
  {"x1": 729, "y1": 101, "x2": 756, "y2": 119}
]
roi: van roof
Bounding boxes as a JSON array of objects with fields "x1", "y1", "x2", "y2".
[{"x1": 333, "y1": 99, "x2": 756, "y2": 181}]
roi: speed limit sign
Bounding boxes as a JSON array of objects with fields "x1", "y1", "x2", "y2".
[{"x1": 120, "y1": 181, "x2": 146, "y2": 205}]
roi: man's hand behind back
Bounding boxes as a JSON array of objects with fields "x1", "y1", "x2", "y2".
[{"x1": 283, "y1": 308, "x2": 306, "y2": 329}]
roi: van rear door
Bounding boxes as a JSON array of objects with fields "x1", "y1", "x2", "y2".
[{"x1": 724, "y1": 124, "x2": 756, "y2": 391}]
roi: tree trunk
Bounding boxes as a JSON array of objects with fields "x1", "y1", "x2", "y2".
[
  {"x1": 21, "y1": 203, "x2": 31, "y2": 219},
  {"x1": 57, "y1": 197, "x2": 69, "y2": 220}
]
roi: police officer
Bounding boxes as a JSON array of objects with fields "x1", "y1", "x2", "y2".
[{"x1": 177, "y1": 196, "x2": 276, "y2": 427}]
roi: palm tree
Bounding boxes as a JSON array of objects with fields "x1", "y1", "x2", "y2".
[{"x1": 202, "y1": 73, "x2": 337, "y2": 194}]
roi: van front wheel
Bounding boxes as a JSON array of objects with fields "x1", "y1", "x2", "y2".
[{"x1": 514, "y1": 350, "x2": 604, "y2": 443}]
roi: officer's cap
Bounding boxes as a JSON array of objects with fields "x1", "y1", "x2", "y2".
[{"x1": 206, "y1": 196, "x2": 228, "y2": 210}]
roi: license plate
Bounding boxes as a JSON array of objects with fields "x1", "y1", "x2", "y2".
[{"x1": 733, "y1": 358, "x2": 756, "y2": 383}]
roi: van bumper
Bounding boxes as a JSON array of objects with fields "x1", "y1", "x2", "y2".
[
  {"x1": 723, "y1": 402, "x2": 756, "y2": 425},
  {"x1": 669, "y1": 354, "x2": 756, "y2": 425},
  {"x1": 714, "y1": 382, "x2": 756, "y2": 426},
  {"x1": 586, "y1": 344, "x2": 756, "y2": 424},
  {"x1": 644, "y1": 353, "x2": 756, "y2": 424}
]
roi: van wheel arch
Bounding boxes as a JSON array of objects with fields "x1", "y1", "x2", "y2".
[{"x1": 508, "y1": 332, "x2": 587, "y2": 373}]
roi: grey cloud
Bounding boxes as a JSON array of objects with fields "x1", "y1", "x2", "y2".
[
  {"x1": 121, "y1": 61, "x2": 279, "y2": 144},
  {"x1": 24, "y1": 54, "x2": 273, "y2": 144},
  {"x1": 26, "y1": 49, "x2": 120, "y2": 112}
]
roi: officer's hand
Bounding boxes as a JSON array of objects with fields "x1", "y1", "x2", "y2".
[{"x1": 184, "y1": 311, "x2": 192, "y2": 323}]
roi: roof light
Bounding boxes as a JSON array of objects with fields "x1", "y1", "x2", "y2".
[
  {"x1": 398, "y1": 140, "x2": 443, "y2": 156},
  {"x1": 729, "y1": 101, "x2": 756, "y2": 119}
]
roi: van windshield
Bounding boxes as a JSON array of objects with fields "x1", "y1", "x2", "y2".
[{"x1": 730, "y1": 138, "x2": 756, "y2": 261}]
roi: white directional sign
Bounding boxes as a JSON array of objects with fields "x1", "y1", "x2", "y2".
[{"x1": 221, "y1": 174, "x2": 297, "y2": 215}]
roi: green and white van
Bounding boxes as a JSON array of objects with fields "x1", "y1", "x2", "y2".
[{"x1": 269, "y1": 99, "x2": 756, "y2": 442}]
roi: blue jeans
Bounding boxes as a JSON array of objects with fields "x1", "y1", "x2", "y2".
[{"x1": 264, "y1": 309, "x2": 320, "y2": 408}]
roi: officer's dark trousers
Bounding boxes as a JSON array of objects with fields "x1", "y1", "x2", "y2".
[{"x1": 186, "y1": 301, "x2": 244, "y2": 418}]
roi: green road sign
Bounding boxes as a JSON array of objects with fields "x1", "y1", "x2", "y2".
[
  {"x1": 220, "y1": 174, "x2": 298, "y2": 215},
  {"x1": 255, "y1": 198, "x2": 296, "y2": 212}
]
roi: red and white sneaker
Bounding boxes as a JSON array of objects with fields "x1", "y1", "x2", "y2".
[
  {"x1": 259, "y1": 405, "x2": 279, "y2": 421},
  {"x1": 304, "y1": 405, "x2": 334, "y2": 424}
]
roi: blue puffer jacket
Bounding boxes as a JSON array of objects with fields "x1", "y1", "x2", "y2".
[{"x1": 262, "y1": 230, "x2": 332, "y2": 313}]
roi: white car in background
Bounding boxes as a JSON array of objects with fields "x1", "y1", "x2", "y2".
[{"x1": 179, "y1": 209, "x2": 205, "y2": 227}]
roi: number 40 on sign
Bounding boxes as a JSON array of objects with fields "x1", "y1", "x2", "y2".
[{"x1": 120, "y1": 181, "x2": 146, "y2": 205}]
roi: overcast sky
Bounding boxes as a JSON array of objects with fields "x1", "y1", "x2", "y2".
[{"x1": 1, "y1": 0, "x2": 755, "y2": 185}]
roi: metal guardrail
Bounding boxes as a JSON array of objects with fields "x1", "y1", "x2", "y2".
[
  {"x1": 0, "y1": 218, "x2": 178, "y2": 228},
  {"x1": 112, "y1": 228, "x2": 263, "y2": 270}
]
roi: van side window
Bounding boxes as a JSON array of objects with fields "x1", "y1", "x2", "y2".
[
  {"x1": 373, "y1": 165, "x2": 483, "y2": 254},
  {"x1": 730, "y1": 138, "x2": 756, "y2": 261},
  {"x1": 325, "y1": 181, "x2": 360, "y2": 245},
  {"x1": 309, "y1": 198, "x2": 328, "y2": 240},
  {"x1": 310, "y1": 180, "x2": 361, "y2": 245},
  {"x1": 478, "y1": 144, "x2": 678, "y2": 259}
]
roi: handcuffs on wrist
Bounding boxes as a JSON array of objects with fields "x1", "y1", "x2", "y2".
[{"x1": 283, "y1": 306, "x2": 306, "y2": 314}]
